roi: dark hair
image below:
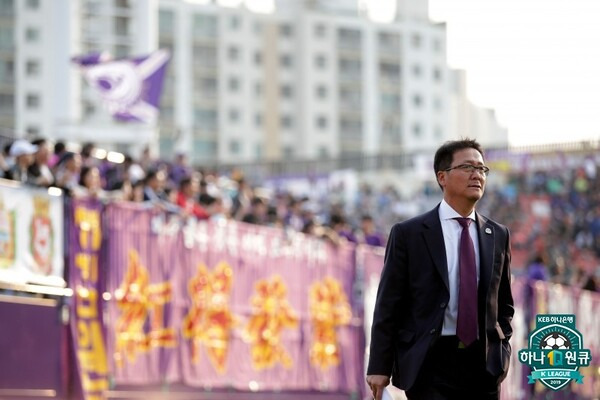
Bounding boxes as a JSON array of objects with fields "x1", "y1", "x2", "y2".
[
  {"x1": 79, "y1": 166, "x2": 94, "y2": 187},
  {"x1": 54, "y1": 141, "x2": 66, "y2": 154},
  {"x1": 31, "y1": 138, "x2": 47, "y2": 147},
  {"x1": 57, "y1": 151, "x2": 76, "y2": 166},
  {"x1": 433, "y1": 138, "x2": 484, "y2": 175},
  {"x1": 179, "y1": 176, "x2": 192, "y2": 190},
  {"x1": 81, "y1": 142, "x2": 95, "y2": 158}
]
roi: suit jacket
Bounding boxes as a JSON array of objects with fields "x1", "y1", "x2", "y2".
[{"x1": 367, "y1": 205, "x2": 514, "y2": 391}]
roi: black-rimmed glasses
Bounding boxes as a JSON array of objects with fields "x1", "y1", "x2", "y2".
[{"x1": 444, "y1": 163, "x2": 490, "y2": 176}]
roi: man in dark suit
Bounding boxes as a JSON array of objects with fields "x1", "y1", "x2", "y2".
[{"x1": 366, "y1": 139, "x2": 514, "y2": 400}]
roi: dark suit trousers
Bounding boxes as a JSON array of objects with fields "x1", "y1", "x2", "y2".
[{"x1": 405, "y1": 336, "x2": 500, "y2": 400}]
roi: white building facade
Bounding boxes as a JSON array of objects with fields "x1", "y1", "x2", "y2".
[{"x1": 1, "y1": 0, "x2": 504, "y2": 165}]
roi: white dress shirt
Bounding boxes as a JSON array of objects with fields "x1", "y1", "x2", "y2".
[{"x1": 439, "y1": 200, "x2": 481, "y2": 336}]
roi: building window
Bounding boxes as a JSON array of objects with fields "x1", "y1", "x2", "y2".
[
  {"x1": 159, "y1": 10, "x2": 174, "y2": 34},
  {"x1": 314, "y1": 24, "x2": 326, "y2": 37},
  {"x1": 115, "y1": 45, "x2": 129, "y2": 58},
  {"x1": 26, "y1": 93, "x2": 40, "y2": 108},
  {"x1": 316, "y1": 85, "x2": 327, "y2": 99},
  {"x1": 281, "y1": 115, "x2": 293, "y2": 129},
  {"x1": 228, "y1": 77, "x2": 240, "y2": 92},
  {"x1": 255, "y1": 82, "x2": 262, "y2": 96},
  {"x1": 379, "y1": 61, "x2": 400, "y2": 81},
  {"x1": 26, "y1": 60, "x2": 40, "y2": 76},
  {"x1": 433, "y1": 67, "x2": 442, "y2": 81},
  {"x1": 255, "y1": 143, "x2": 262, "y2": 158},
  {"x1": 228, "y1": 108, "x2": 240, "y2": 123},
  {"x1": 381, "y1": 93, "x2": 400, "y2": 112},
  {"x1": 280, "y1": 84, "x2": 293, "y2": 98},
  {"x1": 378, "y1": 32, "x2": 401, "y2": 50},
  {"x1": 229, "y1": 140, "x2": 241, "y2": 154},
  {"x1": 0, "y1": 0, "x2": 14, "y2": 15},
  {"x1": 194, "y1": 108, "x2": 218, "y2": 131},
  {"x1": 433, "y1": 97, "x2": 443, "y2": 111},
  {"x1": 0, "y1": 26, "x2": 14, "y2": 49},
  {"x1": 228, "y1": 46, "x2": 240, "y2": 61},
  {"x1": 315, "y1": 54, "x2": 327, "y2": 69},
  {"x1": 0, "y1": 60, "x2": 14, "y2": 81},
  {"x1": 412, "y1": 123, "x2": 422, "y2": 137},
  {"x1": 0, "y1": 94, "x2": 14, "y2": 113},
  {"x1": 411, "y1": 33, "x2": 422, "y2": 49},
  {"x1": 338, "y1": 28, "x2": 361, "y2": 50},
  {"x1": 193, "y1": 45, "x2": 217, "y2": 69},
  {"x1": 412, "y1": 64, "x2": 422, "y2": 77},
  {"x1": 26, "y1": 0, "x2": 40, "y2": 9},
  {"x1": 254, "y1": 51, "x2": 262, "y2": 65},
  {"x1": 280, "y1": 24, "x2": 293, "y2": 37},
  {"x1": 280, "y1": 54, "x2": 293, "y2": 68},
  {"x1": 316, "y1": 115, "x2": 328, "y2": 129},
  {"x1": 283, "y1": 146, "x2": 294, "y2": 158},
  {"x1": 413, "y1": 94, "x2": 423, "y2": 108},
  {"x1": 114, "y1": 16, "x2": 129, "y2": 36},
  {"x1": 25, "y1": 27, "x2": 39, "y2": 42},
  {"x1": 197, "y1": 77, "x2": 217, "y2": 99},
  {"x1": 83, "y1": 102, "x2": 95, "y2": 117},
  {"x1": 230, "y1": 15, "x2": 240, "y2": 30},
  {"x1": 318, "y1": 146, "x2": 329, "y2": 159},
  {"x1": 193, "y1": 14, "x2": 217, "y2": 38},
  {"x1": 339, "y1": 58, "x2": 361, "y2": 79},
  {"x1": 433, "y1": 38, "x2": 442, "y2": 52},
  {"x1": 255, "y1": 113, "x2": 262, "y2": 127},
  {"x1": 254, "y1": 21, "x2": 263, "y2": 34},
  {"x1": 26, "y1": 126, "x2": 39, "y2": 137}
]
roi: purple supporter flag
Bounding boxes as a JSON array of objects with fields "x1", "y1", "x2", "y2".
[{"x1": 73, "y1": 50, "x2": 170, "y2": 123}]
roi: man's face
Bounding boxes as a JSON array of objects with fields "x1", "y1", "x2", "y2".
[{"x1": 437, "y1": 148, "x2": 486, "y2": 204}]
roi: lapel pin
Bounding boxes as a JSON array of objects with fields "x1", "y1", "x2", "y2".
[{"x1": 485, "y1": 228, "x2": 492, "y2": 234}]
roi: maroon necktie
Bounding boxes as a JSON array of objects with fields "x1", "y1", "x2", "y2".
[{"x1": 455, "y1": 217, "x2": 478, "y2": 346}]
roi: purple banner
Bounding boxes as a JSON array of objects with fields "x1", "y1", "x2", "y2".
[
  {"x1": 68, "y1": 198, "x2": 108, "y2": 400},
  {"x1": 73, "y1": 50, "x2": 170, "y2": 123},
  {"x1": 102, "y1": 203, "x2": 364, "y2": 395}
]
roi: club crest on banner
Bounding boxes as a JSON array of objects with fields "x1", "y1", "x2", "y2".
[
  {"x1": 30, "y1": 196, "x2": 53, "y2": 275},
  {"x1": 0, "y1": 196, "x2": 15, "y2": 268}
]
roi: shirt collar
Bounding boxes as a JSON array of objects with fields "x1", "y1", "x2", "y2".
[{"x1": 439, "y1": 199, "x2": 476, "y2": 222}]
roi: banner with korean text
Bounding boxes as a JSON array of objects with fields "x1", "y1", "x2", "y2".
[
  {"x1": 0, "y1": 182, "x2": 64, "y2": 287},
  {"x1": 68, "y1": 198, "x2": 109, "y2": 400},
  {"x1": 102, "y1": 203, "x2": 364, "y2": 395}
]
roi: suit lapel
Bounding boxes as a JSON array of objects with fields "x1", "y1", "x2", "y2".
[
  {"x1": 422, "y1": 206, "x2": 449, "y2": 292},
  {"x1": 476, "y1": 213, "x2": 495, "y2": 298}
]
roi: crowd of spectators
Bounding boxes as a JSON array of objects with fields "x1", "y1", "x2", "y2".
[
  {"x1": 1, "y1": 137, "x2": 598, "y2": 292},
  {"x1": 0, "y1": 137, "x2": 386, "y2": 249}
]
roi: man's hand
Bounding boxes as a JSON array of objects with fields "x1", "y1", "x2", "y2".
[{"x1": 366, "y1": 374, "x2": 390, "y2": 400}]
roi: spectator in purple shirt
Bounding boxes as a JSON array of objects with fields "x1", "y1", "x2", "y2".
[
  {"x1": 527, "y1": 255, "x2": 548, "y2": 281},
  {"x1": 359, "y1": 214, "x2": 385, "y2": 247}
]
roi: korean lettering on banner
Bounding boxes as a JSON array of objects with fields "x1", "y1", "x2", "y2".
[{"x1": 70, "y1": 199, "x2": 108, "y2": 399}]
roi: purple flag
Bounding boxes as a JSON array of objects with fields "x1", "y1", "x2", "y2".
[{"x1": 73, "y1": 50, "x2": 170, "y2": 123}]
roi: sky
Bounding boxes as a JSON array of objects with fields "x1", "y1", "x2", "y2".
[{"x1": 427, "y1": 0, "x2": 600, "y2": 146}]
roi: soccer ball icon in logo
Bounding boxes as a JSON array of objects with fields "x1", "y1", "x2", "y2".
[{"x1": 540, "y1": 332, "x2": 571, "y2": 350}]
